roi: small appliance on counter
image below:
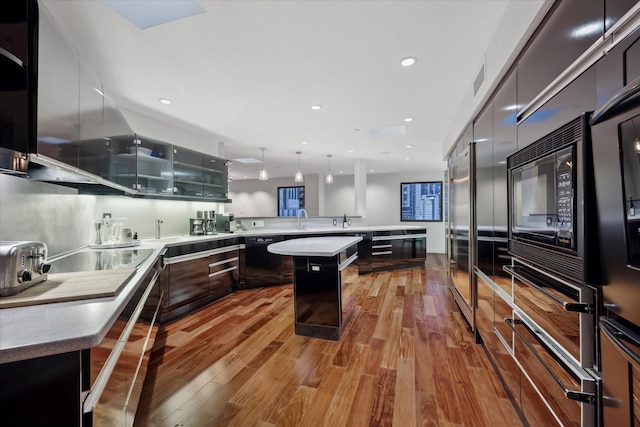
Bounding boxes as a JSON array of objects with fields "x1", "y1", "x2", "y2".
[
  {"x1": 190, "y1": 218, "x2": 205, "y2": 236},
  {"x1": 0, "y1": 241, "x2": 51, "y2": 296},
  {"x1": 204, "y1": 210, "x2": 216, "y2": 235},
  {"x1": 90, "y1": 216, "x2": 139, "y2": 248},
  {"x1": 216, "y1": 213, "x2": 236, "y2": 233}
]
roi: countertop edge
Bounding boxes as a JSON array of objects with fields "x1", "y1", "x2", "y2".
[{"x1": 267, "y1": 236, "x2": 363, "y2": 257}]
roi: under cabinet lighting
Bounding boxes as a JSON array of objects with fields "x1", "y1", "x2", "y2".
[
  {"x1": 404, "y1": 117, "x2": 414, "y2": 122},
  {"x1": 158, "y1": 98, "x2": 172, "y2": 105}
]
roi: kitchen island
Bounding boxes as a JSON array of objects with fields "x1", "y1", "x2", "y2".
[{"x1": 268, "y1": 236, "x2": 362, "y2": 340}]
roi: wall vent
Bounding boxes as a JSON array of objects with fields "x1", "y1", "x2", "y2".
[{"x1": 473, "y1": 60, "x2": 486, "y2": 97}]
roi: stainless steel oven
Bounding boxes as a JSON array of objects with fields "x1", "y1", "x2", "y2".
[
  {"x1": 507, "y1": 113, "x2": 599, "y2": 285},
  {"x1": 503, "y1": 257, "x2": 598, "y2": 426}
]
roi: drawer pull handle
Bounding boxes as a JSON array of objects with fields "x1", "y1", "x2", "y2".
[
  {"x1": 502, "y1": 265, "x2": 593, "y2": 314},
  {"x1": 505, "y1": 318, "x2": 596, "y2": 405},
  {"x1": 209, "y1": 265, "x2": 238, "y2": 278},
  {"x1": 372, "y1": 251, "x2": 392, "y2": 256}
]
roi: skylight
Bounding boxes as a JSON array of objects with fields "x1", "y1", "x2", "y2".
[{"x1": 101, "y1": 0, "x2": 205, "y2": 30}]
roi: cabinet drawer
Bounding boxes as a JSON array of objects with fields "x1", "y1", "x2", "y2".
[{"x1": 507, "y1": 315, "x2": 596, "y2": 427}]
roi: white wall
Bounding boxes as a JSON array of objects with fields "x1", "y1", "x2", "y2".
[
  {"x1": 227, "y1": 175, "x2": 321, "y2": 217},
  {"x1": 228, "y1": 169, "x2": 447, "y2": 253}
]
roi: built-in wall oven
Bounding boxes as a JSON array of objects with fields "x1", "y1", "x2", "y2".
[
  {"x1": 506, "y1": 114, "x2": 600, "y2": 426},
  {"x1": 590, "y1": 21, "x2": 640, "y2": 426},
  {"x1": 507, "y1": 113, "x2": 599, "y2": 285}
]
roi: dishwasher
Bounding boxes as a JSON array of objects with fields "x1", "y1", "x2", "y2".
[{"x1": 240, "y1": 236, "x2": 284, "y2": 289}]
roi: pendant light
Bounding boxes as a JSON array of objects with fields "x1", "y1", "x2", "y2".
[
  {"x1": 258, "y1": 147, "x2": 268, "y2": 181},
  {"x1": 294, "y1": 151, "x2": 304, "y2": 183},
  {"x1": 325, "y1": 154, "x2": 334, "y2": 184}
]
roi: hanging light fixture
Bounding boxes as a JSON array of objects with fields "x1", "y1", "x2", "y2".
[
  {"x1": 294, "y1": 151, "x2": 304, "y2": 183},
  {"x1": 325, "y1": 154, "x2": 334, "y2": 184},
  {"x1": 258, "y1": 147, "x2": 268, "y2": 181}
]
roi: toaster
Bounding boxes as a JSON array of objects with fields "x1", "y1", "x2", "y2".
[{"x1": 0, "y1": 241, "x2": 51, "y2": 296}]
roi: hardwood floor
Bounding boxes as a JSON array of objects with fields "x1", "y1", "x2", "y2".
[{"x1": 134, "y1": 254, "x2": 523, "y2": 427}]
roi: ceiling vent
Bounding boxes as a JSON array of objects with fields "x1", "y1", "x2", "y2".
[
  {"x1": 473, "y1": 59, "x2": 486, "y2": 97},
  {"x1": 369, "y1": 125, "x2": 406, "y2": 139}
]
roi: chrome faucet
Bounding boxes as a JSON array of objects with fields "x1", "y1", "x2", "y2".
[
  {"x1": 155, "y1": 219, "x2": 163, "y2": 239},
  {"x1": 296, "y1": 209, "x2": 308, "y2": 230}
]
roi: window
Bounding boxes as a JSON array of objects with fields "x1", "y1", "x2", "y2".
[
  {"x1": 401, "y1": 181, "x2": 443, "y2": 222},
  {"x1": 278, "y1": 186, "x2": 305, "y2": 217}
]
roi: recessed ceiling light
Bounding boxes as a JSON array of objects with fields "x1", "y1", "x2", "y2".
[
  {"x1": 158, "y1": 98, "x2": 172, "y2": 105},
  {"x1": 311, "y1": 105, "x2": 322, "y2": 110},
  {"x1": 404, "y1": 117, "x2": 413, "y2": 122},
  {"x1": 370, "y1": 169, "x2": 375, "y2": 172},
  {"x1": 301, "y1": 141, "x2": 308, "y2": 144},
  {"x1": 340, "y1": 171, "x2": 344, "y2": 174},
  {"x1": 406, "y1": 145, "x2": 413, "y2": 148},
  {"x1": 400, "y1": 57, "x2": 417, "y2": 67},
  {"x1": 348, "y1": 150, "x2": 354, "y2": 153},
  {"x1": 405, "y1": 157, "x2": 411, "y2": 160}
]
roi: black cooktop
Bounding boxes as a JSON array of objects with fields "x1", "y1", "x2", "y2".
[{"x1": 49, "y1": 248, "x2": 155, "y2": 274}]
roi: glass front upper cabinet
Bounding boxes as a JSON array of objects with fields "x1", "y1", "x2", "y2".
[{"x1": 116, "y1": 135, "x2": 173, "y2": 196}]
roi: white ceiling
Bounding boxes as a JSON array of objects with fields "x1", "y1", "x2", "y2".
[{"x1": 40, "y1": 0, "x2": 535, "y2": 181}]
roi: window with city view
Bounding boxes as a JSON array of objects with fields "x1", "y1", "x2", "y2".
[{"x1": 400, "y1": 181, "x2": 443, "y2": 222}]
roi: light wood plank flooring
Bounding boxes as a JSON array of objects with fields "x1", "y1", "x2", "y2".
[{"x1": 134, "y1": 255, "x2": 522, "y2": 426}]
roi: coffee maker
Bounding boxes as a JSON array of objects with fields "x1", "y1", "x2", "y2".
[{"x1": 204, "y1": 210, "x2": 216, "y2": 235}]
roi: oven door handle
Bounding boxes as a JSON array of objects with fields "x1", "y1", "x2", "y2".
[
  {"x1": 503, "y1": 265, "x2": 594, "y2": 313},
  {"x1": 591, "y1": 73, "x2": 640, "y2": 125},
  {"x1": 505, "y1": 318, "x2": 596, "y2": 404},
  {"x1": 600, "y1": 318, "x2": 640, "y2": 367}
]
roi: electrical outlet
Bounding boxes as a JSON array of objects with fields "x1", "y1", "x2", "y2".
[
  {"x1": 333, "y1": 218, "x2": 337, "y2": 226},
  {"x1": 252, "y1": 220, "x2": 265, "y2": 228}
]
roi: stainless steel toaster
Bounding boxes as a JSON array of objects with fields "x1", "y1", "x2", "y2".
[{"x1": 0, "y1": 241, "x2": 51, "y2": 296}]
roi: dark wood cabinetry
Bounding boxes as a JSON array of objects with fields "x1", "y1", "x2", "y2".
[
  {"x1": 368, "y1": 229, "x2": 427, "y2": 272},
  {"x1": 161, "y1": 239, "x2": 238, "y2": 323},
  {"x1": 0, "y1": 254, "x2": 164, "y2": 427}
]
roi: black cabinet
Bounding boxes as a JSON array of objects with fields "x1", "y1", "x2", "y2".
[
  {"x1": 0, "y1": 0, "x2": 36, "y2": 164},
  {"x1": 516, "y1": 0, "x2": 603, "y2": 114},
  {"x1": 369, "y1": 229, "x2": 427, "y2": 272},
  {"x1": 605, "y1": 0, "x2": 639, "y2": 31}
]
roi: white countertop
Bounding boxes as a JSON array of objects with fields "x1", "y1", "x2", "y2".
[
  {"x1": 0, "y1": 225, "x2": 426, "y2": 363},
  {"x1": 267, "y1": 236, "x2": 363, "y2": 257}
]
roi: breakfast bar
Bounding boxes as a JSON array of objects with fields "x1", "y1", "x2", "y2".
[{"x1": 268, "y1": 236, "x2": 362, "y2": 341}]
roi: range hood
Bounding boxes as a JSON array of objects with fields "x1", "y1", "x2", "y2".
[
  {"x1": 24, "y1": 1, "x2": 137, "y2": 195},
  {"x1": 26, "y1": 154, "x2": 136, "y2": 195}
]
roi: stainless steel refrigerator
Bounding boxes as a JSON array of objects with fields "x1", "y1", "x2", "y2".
[{"x1": 448, "y1": 143, "x2": 476, "y2": 329}]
